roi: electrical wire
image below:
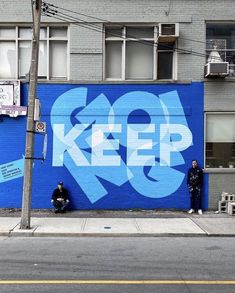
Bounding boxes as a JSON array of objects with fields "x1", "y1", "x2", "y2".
[
  {"x1": 44, "y1": 11, "x2": 211, "y2": 59},
  {"x1": 42, "y1": 1, "x2": 114, "y2": 23},
  {"x1": 41, "y1": 1, "x2": 221, "y2": 60},
  {"x1": 42, "y1": 10, "x2": 206, "y2": 58},
  {"x1": 44, "y1": 8, "x2": 106, "y2": 34},
  {"x1": 165, "y1": 0, "x2": 172, "y2": 16},
  {"x1": 42, "y1": 12, "x2": 106, "y2": 35},
  {"x1": 43, "y1": 1, "x2": 215, "y2": 46}
]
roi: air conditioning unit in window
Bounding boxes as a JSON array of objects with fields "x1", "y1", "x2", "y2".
[
  {"x1": 204, "y1": 62, "x2": 229, "y2": 77},
  {"x1": 205, "y1": 45, "x2": 229, "y2": 77},
  {"x1": 158, "y1": 23, "x2": 179, "y2": 42}
]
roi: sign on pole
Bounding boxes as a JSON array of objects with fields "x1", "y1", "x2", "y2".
[{"x1": 35, "y1": 121, "x2": 46, "y2": 133}]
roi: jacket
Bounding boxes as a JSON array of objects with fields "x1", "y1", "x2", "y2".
[
  {"x1": 187, "y1": 167, "x2": 203, "y2": 188},
  {"x1": 52, "y1": 187, "x2": 69, "y2": 201}
]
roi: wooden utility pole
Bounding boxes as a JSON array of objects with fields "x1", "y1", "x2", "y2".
[{"x1": 20, "y1": 0, "x2": 41, "y2": 229}]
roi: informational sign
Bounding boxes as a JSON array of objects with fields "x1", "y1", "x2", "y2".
[
  {"x1": 35, "y1": 121, "x2": 46, "y2": 133},
  {"x1": 0, "y1": 80, "x2": 20, "y2": 106},
  {"x1": 0, "y1": 105, "x2": 27, "y2": 117},
  {"x1": 0, "y1": 158, "x2": 24, "y2": 183},
  {"x1": 0, "y1": 84, "x2": 14, "y2": 106}
]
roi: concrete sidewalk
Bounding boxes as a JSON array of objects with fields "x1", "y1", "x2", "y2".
[{"x1": 0, "y1": 212, "x2": 234, "y2": 237}]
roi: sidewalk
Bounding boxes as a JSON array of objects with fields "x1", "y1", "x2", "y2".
[{"x1": 0, "y1": 210, "x2": 234, "y2": 237}]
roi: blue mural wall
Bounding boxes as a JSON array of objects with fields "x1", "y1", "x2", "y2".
[{"x1": 0, "y1": 82, "x2": 205, "y2": 210}]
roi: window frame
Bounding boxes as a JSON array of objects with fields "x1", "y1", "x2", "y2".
[
  {"x1": 104, "y1": 24, "x2": 176, "y2": 81},
  {"x1": 204, "y1": 112, "x2": 235, "y2": 169},
  {"x1": 0, "y1": 25, "x2": 69, "y2": 80}
]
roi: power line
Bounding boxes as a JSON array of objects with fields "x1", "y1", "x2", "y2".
[
  {"x1": 42, "y1": 1, "x2": 113, "y2": 23},
  {"x1": 42, "y1": 12, "x2": 106, "y2": 35},
  {"x1": 42, "y1": 1, "x2": 221, "y2": 60},
  {"x1": 165, "y1": 0, "x2": 172, "y2": 16},
  {"x1": 43, "y1": 11, "x2": 210, "y2": 59},
  {"x1": 43, "y1": 1, "x2": 213, "y2": 46},
  {"x1": 44, "y1": 7, "x2": 106, "y2": 33}
]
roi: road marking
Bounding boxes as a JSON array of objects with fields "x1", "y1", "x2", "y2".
[{"x1": 0, "y1": 280, "x2": 235, "y2": 285}]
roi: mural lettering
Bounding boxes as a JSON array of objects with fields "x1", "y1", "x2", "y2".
[{"x1": 51, "y1": 87, "x2": 193, "y2": 203}]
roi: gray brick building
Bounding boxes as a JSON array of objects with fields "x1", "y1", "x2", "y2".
[{"x1": 0, "y1": 0, "x2": 234, "y2": 210}]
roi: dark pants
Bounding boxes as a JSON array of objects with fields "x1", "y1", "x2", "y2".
[
  {"x1": 190, "y1": 187, "x2": 201, "y2": 211},
  {"x1": 52, "y1": 200, "x2": 69, "y2": 212}
]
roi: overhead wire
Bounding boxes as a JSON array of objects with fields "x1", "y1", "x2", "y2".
[
  {"x1": 42, "y1": 1, "x2": 216, "y2": 47},
  {"x1": 43, "y1": 1, "x2": 218, "y2": 46},
  {"x1": 41, "y1": 1, "x2": 220, "y2": 61},
  {"x1": 42, "y1": 11, "x2": 106, "y2": 35},
  {"x1": 165, "y1": 0, "x2": 172, "y2": 16}
]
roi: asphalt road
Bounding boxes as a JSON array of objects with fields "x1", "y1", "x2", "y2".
[{"x1": 0, "y1": 237, "x2": 234, "y2": 292}]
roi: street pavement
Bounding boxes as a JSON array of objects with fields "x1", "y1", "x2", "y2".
[
  {"x1": 0, "y1": 210, "x2": 234, "y2": 237},
  {"x1": 0, "y1": 237, "x2": 234, "y2": 292}
]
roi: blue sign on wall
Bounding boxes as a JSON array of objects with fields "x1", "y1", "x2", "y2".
[{"x1": 0, "y1": 83, "x2": 204, "y2": 210}]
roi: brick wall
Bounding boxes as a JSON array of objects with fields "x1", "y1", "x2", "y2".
[
  {"x1": 209, "y1": 174, "x2": 235, "y2": 210},
  {"x1": 0, "y1": 0, "x2": 234, "y2": 82}
]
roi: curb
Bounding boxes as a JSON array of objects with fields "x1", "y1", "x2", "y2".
[
  {"x1": 0, "y1": 231, "x2": 220, "y2": 238},
  {"x1": 1, "y1": 230, "x2": 235, "y2": 237}
]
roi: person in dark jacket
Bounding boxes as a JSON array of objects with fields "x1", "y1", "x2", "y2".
[
  {"x1": 51, "y1": 181, "x2": 69, "y2": 213},
  {"x1": 187, "y1": 160, "x2": 203, "y2": 214}
]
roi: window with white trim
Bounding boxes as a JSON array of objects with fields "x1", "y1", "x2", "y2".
[
  {"x1": 206, "y1": 23, "x2": 235, "y2": 77},
  {"x1": 105, "y1": 26, "x2": 175, "y2": 80},
  {"x1": 206, "y1": 113, "x2": 235, "y2": 168},
  {"x1": 0, "y1": 26, "x2": 68, "y2": 80}
]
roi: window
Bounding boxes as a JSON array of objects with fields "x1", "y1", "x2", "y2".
[
  {"x1": 205, "y1": 113, "x2": 235, "y2": 168},
  {"x1": 0, "y1": 26, "x2": 68, "y2": 80},
  {"x1": 206, "y1": 23, "x2": 235, "y2": 77},
  {"x1": 105, "y1": 26, "x2": 175, "y2": 80}
]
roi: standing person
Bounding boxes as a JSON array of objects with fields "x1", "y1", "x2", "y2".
[
  {"x1": 187, "y1": 160, "x2": 203, "y2": 215},
  {"x1": 51, "y1": 181, "x2": 69, "y2": 213}
]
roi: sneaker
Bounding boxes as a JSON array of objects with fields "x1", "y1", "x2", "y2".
[
  {"x1": 198, "y1": 209, "x2": 203, "y2": 215},
  {"x1": 188, "y1": 209, "x2": 194, "y2": 214}
]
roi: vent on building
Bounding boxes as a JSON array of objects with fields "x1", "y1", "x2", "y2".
[{"x1": 158, "y1": 23, "x2": 179, "y2": 42}]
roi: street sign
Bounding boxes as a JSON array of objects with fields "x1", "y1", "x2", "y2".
[
  {"x1": 0, "y1": 105, "x2": 27, "y2": 117},
  {"x1": 35, "y1": 121, "x2": 46, "y2": 133}
]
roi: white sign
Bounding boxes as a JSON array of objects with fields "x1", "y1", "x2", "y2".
[
  {"x1": 0, "y1": 85, "x2": 14, "y2": 106},
  {"x1": 0, "y1": 80, "x2": 21, "y2": 106},
  {"x1": 34, "y1": 99, "x2": 41, "y2": 121},
  {"x1": 43, "y1": 134, "x2": 48, "y2": 160}
]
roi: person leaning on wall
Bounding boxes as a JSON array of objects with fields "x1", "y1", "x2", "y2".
[{"x1": 187, "y1": 159, "x2": 203, "y2": 215}]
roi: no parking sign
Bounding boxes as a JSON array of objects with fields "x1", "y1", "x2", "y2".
[{"x1": 35, "y1": 121, "x2": 46, "y2": 133}]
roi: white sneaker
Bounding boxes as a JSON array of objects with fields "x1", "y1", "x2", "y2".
[
  {"x1": 188, "y1": 209, "x2": 194, "y2": 214},
  {"x1": 198, "y1": 209, "x2": 203, "y2": 215}
]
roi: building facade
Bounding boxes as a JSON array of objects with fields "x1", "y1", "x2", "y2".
[{"x1": 0, "y1": 0, "x2": 235, "y2": 210}]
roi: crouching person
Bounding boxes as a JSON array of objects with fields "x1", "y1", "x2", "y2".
[{"x1": 51, "y1": 181, "x2": 69, "y2": 213}]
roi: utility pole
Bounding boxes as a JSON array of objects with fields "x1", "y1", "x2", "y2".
[{"x1": 20, "y1": 0, "x2": 42, "y2": 229}]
